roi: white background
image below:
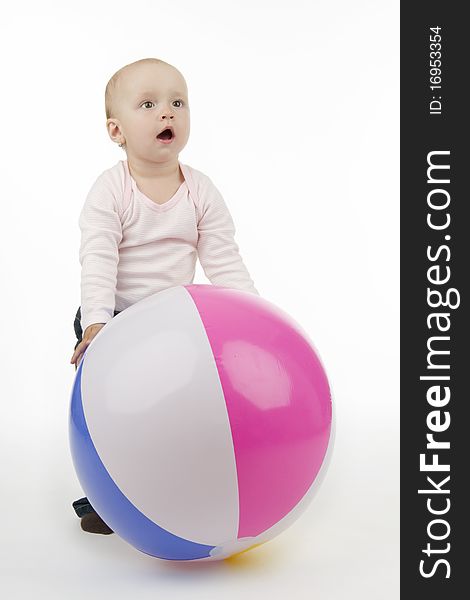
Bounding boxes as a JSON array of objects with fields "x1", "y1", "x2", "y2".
[{"x1": 0, "y1": 1, "x2": 399, "y2": 598}]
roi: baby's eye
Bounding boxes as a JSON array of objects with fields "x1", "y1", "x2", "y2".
[
  {"x1": 173, "y1": 99, "x2": 184, "y2": 107},
  {"x1": 141, "y1": 101, "x2": 155, "y2": 109}
]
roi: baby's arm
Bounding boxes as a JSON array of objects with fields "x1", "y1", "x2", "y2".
[
  {"x1": 196, "y1": 175, "x2": 259, "y2": 295},
  {"x1": 72, "y1": 174, "x2": 122, "y2": 366}
]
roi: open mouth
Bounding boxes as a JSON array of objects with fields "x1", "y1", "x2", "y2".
[{"x1": 156, "y1": 128, "x2": 174, "y2": 142}]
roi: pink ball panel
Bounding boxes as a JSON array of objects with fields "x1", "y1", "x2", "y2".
[{"x1": 185, "y1": 285, "x2": 332, "y2": 538}]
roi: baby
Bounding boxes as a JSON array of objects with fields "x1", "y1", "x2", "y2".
[{"x1": 69, "y1": 58, "x2": 259, "y2": 534}]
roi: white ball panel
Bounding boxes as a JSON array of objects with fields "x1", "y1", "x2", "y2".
[{"x1": 80, "y1": 286, "x2": 239, "y2": 546}]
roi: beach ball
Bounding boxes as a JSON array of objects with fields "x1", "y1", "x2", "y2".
[{"x1": 69, "y1": 284, "x2": 333, "y2": 562}]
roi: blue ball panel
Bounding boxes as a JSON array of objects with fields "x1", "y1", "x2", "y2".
[{"x1": 69, "y1": 360, "x2": 215, "y2": 561}]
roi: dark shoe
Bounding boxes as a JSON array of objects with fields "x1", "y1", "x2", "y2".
[
  {"x1": 80, "y1": 511, "x2": 114, "y2": 535},
  {"x1": 72, "y1": 497, "x2": 114, "y2": 535}
]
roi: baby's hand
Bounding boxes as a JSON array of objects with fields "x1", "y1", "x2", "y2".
[{"x1": 71, "y1": 323, "x2": 106, "y2": 369}]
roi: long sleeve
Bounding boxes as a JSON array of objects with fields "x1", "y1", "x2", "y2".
[
  {"x1": 78, "y1": 174, "x2": 123, "y2": 332},
  {"x1": 196, "y1": 175, "x2": 259, "y2": 296}
]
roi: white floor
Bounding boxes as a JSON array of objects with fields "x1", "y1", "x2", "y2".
[{"x1": 0, "y1": 364, "x2": 399, "y2": 599}]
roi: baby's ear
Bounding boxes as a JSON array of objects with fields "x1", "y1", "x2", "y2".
[{"x1": 106, "y1": 118, "x2": 121, "y2": 141}]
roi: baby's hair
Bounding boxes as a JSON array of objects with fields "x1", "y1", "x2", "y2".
[{"x1": 105, "y1": 57, "x2": 173, "y2": 120}]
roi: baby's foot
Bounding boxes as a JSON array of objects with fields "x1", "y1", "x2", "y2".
[
  {"x1": 72, "y1": 497, "x2": 114, "y2": 535},
  {"x1": 80, "y1": 512, "x2": 114, "y2": 535}
]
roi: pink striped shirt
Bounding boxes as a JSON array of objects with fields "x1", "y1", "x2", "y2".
[{"x1": 78, "y1": 160, "x2": 259, "y2": 332}]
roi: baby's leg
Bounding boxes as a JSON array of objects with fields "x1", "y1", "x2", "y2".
[
  {"x1": 71, "y1": 306, "x2": 114, "y2": 535},
  {"x1": 72, "y1": 498, "x2": 113, "y2": 535},
  {"x1": 71, "y1": 307, "x2": 125, "y2": 534}
]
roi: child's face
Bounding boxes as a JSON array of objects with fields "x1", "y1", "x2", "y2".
[{"x1": 107, "y1": 62, "x2": 190, "y2": 163}]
